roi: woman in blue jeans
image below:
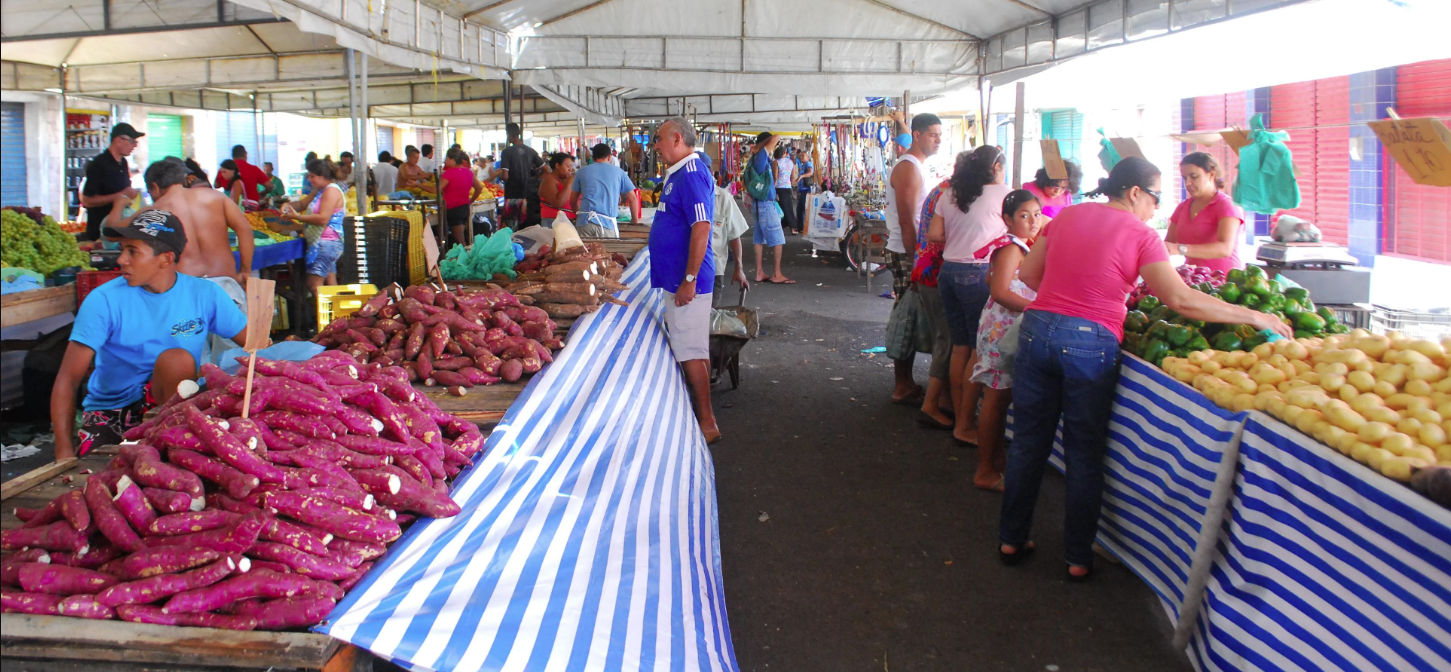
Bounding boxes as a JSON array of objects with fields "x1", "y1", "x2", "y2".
[
  {"x1": 273, "y1": 157, "x2": 347, "y2": 298},
  {"x1": 1000, "y1": 158, "x2": 1291, "y2": 581}
]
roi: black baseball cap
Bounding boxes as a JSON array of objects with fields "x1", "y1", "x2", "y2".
[
  {"x1": 111, "y1": 122, "x2": 145, "y2": 140},
  {"x1": 104, "y1": 209, "x2": 187, "y2": 258}
]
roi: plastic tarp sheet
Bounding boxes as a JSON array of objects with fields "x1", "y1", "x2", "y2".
[{"x1": 319, "y1": 249, "x2": 738, "y2": 672}]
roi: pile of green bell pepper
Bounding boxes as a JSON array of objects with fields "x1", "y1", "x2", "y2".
[{"x1": 1121, "y1": 264, "x2": 1347, "y2": 365}]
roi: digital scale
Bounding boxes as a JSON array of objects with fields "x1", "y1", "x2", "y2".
[
  {"x1": 89, "y1": 249, "x2": 120, "y2": 270},
  {"x1": 1255, "y1": 242, "x2": 1370, "y2": 305}
]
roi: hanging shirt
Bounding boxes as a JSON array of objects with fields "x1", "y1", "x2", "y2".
[
  {"x1": 649, "y1": 154, "x2": 716, "y2": 294},
  {"x1": 1169, "y1": 190, "x2": 1245, "y2": 273},
  {"x1": 883, "y1": 154, "x2": 926, "y2": 254},
  {"x1": 70, "y1": 274, "x2": 247, "y2": 410}
]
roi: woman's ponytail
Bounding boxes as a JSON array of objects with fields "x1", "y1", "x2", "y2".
[{"x1": 1083, "y1": 156, "x2": 1160, "y2": 200}]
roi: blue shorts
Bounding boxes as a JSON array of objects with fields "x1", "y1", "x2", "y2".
[
  {"x1": 752, "y1": 200, "x2": 785, "y2": 247},
  {"x1": 307, "y1": 238, "x2": 345, "y2": 277}
]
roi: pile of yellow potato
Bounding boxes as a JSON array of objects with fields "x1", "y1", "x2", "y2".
[{"x1": 1161, "y1": 329, "x2": 1451, "y2": 482}]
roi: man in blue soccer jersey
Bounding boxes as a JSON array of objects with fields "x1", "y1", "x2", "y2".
[{"x1": 648, "y1": 117, "x2": 722, "y2": 444}]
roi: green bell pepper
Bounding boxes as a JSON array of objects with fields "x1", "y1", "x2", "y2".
[
  {"x1": 1245, "y1": 264, "x2": 1266, "y2": 280},
  {"x1": 1327, "y1": 322, "x2": 1350, "y2": 334},
  {"x1": 1137, "y1": 295, "x2": 1161, "y2": 312},
  {"x1": 1243, "y1": 333, "x2": 1268, "y2": 350},
  {"x1": 1141, "y1": 339, "x2": 1170, "y2": 366},
  {"x1": 1295, "y1": 312, "x2": 1327, "y2": 332},
  {"x1": 1283, "y1": 287, "x2": 1310, "y2": 303},
  {"x1": 1145, "y1": 321, "x2": 1170, "y2": 342},
  {"x1": 1149, "y1": 305, "x2": 1175, "y2": 323},
  {"x1": 1122, "y1": 332, "x2": 1143, "y2": 356},
  {"x1": 1196, "y1": 281, "x2": 1215, "y2": 294},
  {"x1": 1233, "y1": 324, "x2": 1258, "y2": 340},
  {"x1": 1165, "y1": 324, "x2": 1194, "y2": 347},
  {"x1": 1294, "y1": 329, "x2": 1316, "y2": 339},
  {"x1": 1241, "y1": 293, "x2": 1261, "y2": 309},
  {"x1": 1212, "y1": 332, "x2": 1244, "y2": 351},
  {"x1": 1244, "y1": 275, "x2": 1273, "y2": 298},
  {"x1": 1217, "y1": 283, "x2": 1242, "y2": 304},
  {"x1": 1124, "y1": 310, "x2": 1150, "y2": 333},
  {"x1": 1284, "y1": 300, "x2": 1305, "y2": 318},
  {"x1": 1226, "y1": 268, "x2": 1247, "y2": 285},
  {"x1": 1316, "y1": 305, "x2": 1338, "y2": 326},
  {"x1": 1186, "y1": 334, "x2": 1210, "y2": 352}
]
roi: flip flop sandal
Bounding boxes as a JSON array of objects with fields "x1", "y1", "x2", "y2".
[
  {"x1": 916, "y1": 411, "x2": 953, "y2": 430},
  {"x1": 975, "y1": 475, "x2": 1005, "y2": 492},
  {"x1": 892, "y1": 389, "x2": 926, "y2": 406},
  {"x1": 1066, "y1": 564, "x2": 1094, "y2": 583},
  {"x1": 1000, "y1": 542, "x2": 1035, "y2": 566}
]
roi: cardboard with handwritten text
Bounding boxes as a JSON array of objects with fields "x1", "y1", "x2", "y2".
[
  {"x1": 1039, "y1": 140, "x2": 1068, "y2": 180},
  {"x1": 1368, "y1": 117, "x2": 1451, "y2": 187},
  {"x1": 1220, "y1": 129, "x2": 1253, "y2": 154},
  {"x1": 1110, "y1": 137, "x2": 1144, "y2": 161}
]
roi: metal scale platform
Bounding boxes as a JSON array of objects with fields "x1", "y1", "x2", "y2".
[{"x1": 1256, "y1": 242, "x2": 1371, "y2": 305}]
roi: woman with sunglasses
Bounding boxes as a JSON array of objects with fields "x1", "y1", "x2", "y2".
[
  {"x1": 1165, "y1": 152, "x2": 1245, "y2": 273},
  {"x1": 1022, "y1": 159, "x2": 1082, "y2": 219},
  {"x1": 998, "y1": 157, "x2": 1292, "y2": 582}
]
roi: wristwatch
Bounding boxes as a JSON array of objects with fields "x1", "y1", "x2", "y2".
[{"x1": 684, "y1": 273, "x2": 696, "y2": 283}]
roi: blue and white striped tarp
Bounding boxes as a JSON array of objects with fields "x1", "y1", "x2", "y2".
[
  {"x1": 319, "y1": 250, "x2": 740, "y2": 672},
  {"x1": 1192, "y1": 414, "x2": 1451, "y2": 672}
]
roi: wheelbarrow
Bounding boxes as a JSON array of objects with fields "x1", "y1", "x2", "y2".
[{"x1": 709, "y1": 287, "x2": 758, "y2": 389}]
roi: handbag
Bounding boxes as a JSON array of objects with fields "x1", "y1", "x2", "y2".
[{"x1": 884, "y1": 286, "x2": 934, "y2": 360}]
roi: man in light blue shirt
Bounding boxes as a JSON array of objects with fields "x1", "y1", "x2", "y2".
[{"x1": 569, "y1": 143, "x2": 642, "y2": 238}]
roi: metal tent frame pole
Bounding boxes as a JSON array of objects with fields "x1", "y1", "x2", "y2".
[{"x1": 356, "y1": 52, "x2": 369, "y2": 218}]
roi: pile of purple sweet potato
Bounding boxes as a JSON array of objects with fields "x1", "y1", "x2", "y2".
[{"x1": 1, "y1": 351, "x2": 482, "y2": 630}]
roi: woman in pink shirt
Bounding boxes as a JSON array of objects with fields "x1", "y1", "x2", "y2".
[
  {"x1": 998, "y1": 157, "x2": 1291, "y2": 581},
  {"x1": 1022, "y1": 159, "x2": 1081, "y2": 219},
  {"x1": 1165, "y1": 152, "x2": 1245, "y2": 273},
  {"x1": 439, "y1": 149, "x2": 484, "y2": 246}
]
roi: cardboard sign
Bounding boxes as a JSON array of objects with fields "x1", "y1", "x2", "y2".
[
  {"x1": 242, "y1": 278, "x2": 276, "y2": 352},
  {"x1": 1367, "y1": 117, "x2": 1451, "y2": 187},
  {"x1": 1110, "y1": 137, "x2": 1144, "y2": 160},
  {"x1": 421, "y1": 226, "x2": 441, "y2": 280},
  {"x1": 1039, "y1": 140, "x2": 1068, "y2": 180},
  {"x1": 1220, "y1": 129, "x2": 1253, "y2": 154}
]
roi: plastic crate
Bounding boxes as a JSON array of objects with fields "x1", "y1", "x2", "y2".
[
  {"x1": 317, "y1": 283, "x2": 378, "y2": 329},
  {"x1": 76, "y1": 270, "x2": 123, "y2": 305},
  {"x1": 362, "y1": 215, "x2": 410, "y2": 288},
  {"x1": 1322, "y1": 303, "x2": 1372, "y2": 331},
  {"x1": 371, "y1": 209, "x2": 427, "y2": 286},
  {"x1": 1369, "y1": 305, "x2": 1451, "y2": 341}
]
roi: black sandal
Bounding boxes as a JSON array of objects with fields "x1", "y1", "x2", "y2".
[
  {"x1": 999, "y1": 542, "x2": 1034, "y2": 566},
  {"x1": 1066, "y1": 564, "x2": 1094, "y2": 583},
  {"x1": 916, "y1": 411, "x2": 953, "y2": 430}
]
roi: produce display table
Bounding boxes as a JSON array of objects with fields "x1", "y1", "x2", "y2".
[
  {"x1": 1062, "y1": 356, "x2": 1451, "y2": 671},
  {"x1": 0, "y1": 447, "x2": 368, "y2": 671},
  {"x1": 0, "y1": 285, "x2": 76, "y2": 329},
  {"x1": 237, "y1": 239, "x2": 305, "y2": 334},
  {"x1": 318, "y1": 250, "x2": 738, "y2": 672}
]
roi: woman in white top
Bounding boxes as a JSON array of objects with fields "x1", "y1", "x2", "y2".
[
  {"x1": 773, "y1": 145, "x2": 800, "y2": 233},
  {"x1": 927, "y1": 146, "x2": 1013, "y2": 448}
]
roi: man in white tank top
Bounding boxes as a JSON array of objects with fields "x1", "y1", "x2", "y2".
[{"x1": 884, "y1": 112, "x2": 943, "y2": 404}]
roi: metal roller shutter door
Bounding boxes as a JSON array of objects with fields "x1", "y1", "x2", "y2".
[
  {"x1": 1385, "y1": 58, "x2": 1451, "y2": 263},
  {"x1": 1, "y1": 102, "x2": 27, "y2": 207},
  {"x1": 1045, "y1": 110, "x2": 1084, "y2": 162},
  {"x1": 1187, "y1": 92, "x2": 1247, "y2": 201},
  {"x1": 376, "y1": 125, "x2": 394, "y2": 157},
  {"x1": 146, "y1": 114, "x2": 183, "y2": 163},
  {"x1": 1269, "y1": 77, "x2": 1350, "y2": 244}
]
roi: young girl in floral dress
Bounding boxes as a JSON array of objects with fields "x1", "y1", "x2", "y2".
[{"x1": 968, "y1": 190, "x2": 1045, "y2": 491}]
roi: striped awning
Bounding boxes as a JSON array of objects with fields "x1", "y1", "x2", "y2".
[{"x1": 319, "y1": 250, "x2": 740, "y2": 672}]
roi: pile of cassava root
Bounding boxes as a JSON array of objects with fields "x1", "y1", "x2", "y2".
[
  {"x1": 313, "y1": 282, "x2": 565, "y2": 395},
  {"x1": 506, "y1": 242, "x2": 632, "y2": 320},
  {"x1": 1, "y1": 351, "x2": 480, "y2": 630}
]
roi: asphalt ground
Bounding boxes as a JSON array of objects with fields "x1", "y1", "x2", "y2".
[{"x1": 708, "y1": 232, "x2": 1194, "y2": 672}]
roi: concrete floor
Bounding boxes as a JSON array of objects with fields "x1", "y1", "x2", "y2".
[{"x1": 708, "y1": 236, "x2": 1193, "y2": 672}]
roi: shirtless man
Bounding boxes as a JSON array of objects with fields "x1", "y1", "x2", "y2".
[
  {"x1": 397, "y1": 145, "x2": 433, "y2": 193},
  {"x1": 107, "y1": 158, "x2": 254, "y2": 286}
]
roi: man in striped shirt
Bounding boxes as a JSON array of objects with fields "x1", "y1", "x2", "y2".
[{"x1": 648, "y1": 117, "x2": 721, "y2": 444}]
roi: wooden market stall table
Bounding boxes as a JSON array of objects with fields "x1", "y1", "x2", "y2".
[
  {"x1": 0, "y1": 286, "x2": 76, "y2": 331},
  {"x1": 1033, "y1": 355, "x2": 1451, "y2": 671}
]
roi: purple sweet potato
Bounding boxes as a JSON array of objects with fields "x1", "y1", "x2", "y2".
[
  {"x1": 500, "y1": 358, "x2": 524, "y2": 382},
  {"x1": 338, "y1": 562, "x2": 374, "y2": 591},
  {"x1": 120, "y1": 546, "x2": 221, "y2": 578},
  {"x1": 170, "y1": 449, "x2": 261, "y2": 499},
  {"x1": 333, "y1": 404, "x2": 384, "y2": 436},
  {"x1": 200, "y1": 362, "x2": 240, "y2": 390},
  {"x1": 97, "y1": 557, "x2": 237, "y2": 607},
  {"x1": 131, "y1": 455, "x2": 204, "y2": 498},
  {"x1": 1, "y1": 589, "x2": 63, "y2": 614},
  {"x1": 51, "y1": 543, "x2": 124, "y2": 570},
  {"x1": 16, "y1": 500, "x2": 63, "y2": 528},
  {"x1": 248, "y1": 542, "x2": 352, "y2": 580},
  {"x1": 210, "y1": 493, "x2": 263, "y2": 516},
  {"x1": 111, "y1": 476, "x2": 158, "y2": 532},
  {"x1": 2, "y1": 549, "x2": 50, "y2": 585},
  {"x1": 261, "y1": 517, "x2": 333, "y2": 555},
  {"x1": 120, "y1": 443, "x2": 162, "y2": 464},
  {"x1": 348, "y1": 469, "x2": 402, "y2": 497},
  {"x1": 58, "y1": 595, "x2": 116, "y2": 619},
  {"x1": 162, "y1": 569, "x2": 314, "y2": 613},
  {"x1": 284, "y1": 452, "x2": 360, "y2": 490},
  {"x1": 375, "y1": 471, "x2": 462, "y2": 518},
  {"x1": 270, "y1": 427, "x2": 309, "y2": 448},
  {"x1": 392, "y1": 454, "x2": 434, "y2": 488},
  {"x1": 249, "y1": 359, "x2": 331, "y2": 389},
  {"x1": 117, "y1": 603, "x2": 258, "y2": 629},
  {"x1": 357, "y1": 291, "x2": 390, "y2": 318},
  {"x1": 354, "y1": 392, "x2": 411, "y2": 444},
  {"x1": 153, "y1": 425, "x2": 207, "y2": 452},
  {"x1": 294, "y1": 487, "x2": 374, "y2": 512},
  {"x1": 255, "y1": 410, "x2": 336, "y2": 441},
  {"x1": 149, "y1": 510, "x2": 240, "y2": 536},
  {"x1": 262, "y1": 492, "x2": 401, "y2": 544},
  {"x1": 84, "y1": 478, "x2": 146, "y2": 553},
  {"x1": 247, "y1": 559, "x2": 292, "y2": 574},
  {"x1": 143, "y1": 487, "x2": 200, "y2": 514},
  {"x1": 457, "y1": 367, "x2": 500, "y2": 386},
  {"x1": 416, "y1": 348, "x2": 435, "y2": 381},
  {"x1": 184, "y1": 406, "x2": 285, "y2": 484},
  {"x1": 148, "y1": 511, "x2": 266, "y2": 555},
  {"x1": 234, "y1": 594, "x2": 337, "y2": 630},
  {"x1": 327, "y1": 538, "x2": 386, "y2": 563},
  {"x1": 452, "y1": 430, "x2": 486, "y2": 459},
  {"x1": 18, "y1": 563, "x2": 119, "y2": 595},
  {"x1": 431, "y1": 356, "x2": 472, "y2": 371},
  {"x1": 56, "y1": 489, "x2": 91, "y2": 532},
  {"x1": 426, "y1": 369, "x2": 471, "y2": 388}
]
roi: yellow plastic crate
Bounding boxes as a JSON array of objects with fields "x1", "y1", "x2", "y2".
[
  {"x1": 370, "y1": 210, "x2": 426, "y2": 286},
  {"x1": 317, "y1": 283, "x2": 378, "y2": 329}
]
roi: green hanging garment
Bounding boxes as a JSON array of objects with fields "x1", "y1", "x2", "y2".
[
  {"x1": 1233, "y1": 113, "x2": 1302, "y2": 215},
  {"x1": 1096, "y1": 128, "x2": 1122, "y2": 172}
]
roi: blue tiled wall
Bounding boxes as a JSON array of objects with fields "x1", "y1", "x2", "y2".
[
  {"x1": 1346, "y1": 68, "x2": 1396, "y2": 267},
  {"x1": 1249, "y1": 87, "x2": 1273, "y2": 238}
]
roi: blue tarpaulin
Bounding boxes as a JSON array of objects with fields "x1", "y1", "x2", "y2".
[{"x1": 318, "y1": 250, "x2": 739, "y2": 672}]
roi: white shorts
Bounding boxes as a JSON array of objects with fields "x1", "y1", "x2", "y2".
[{"x1": 663, "y1": 289, "x2": 712, "y2": 362}]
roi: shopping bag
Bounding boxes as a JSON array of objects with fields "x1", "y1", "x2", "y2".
[{"x1": 884, "y1": 286, "x2": 933, "y2": 360}]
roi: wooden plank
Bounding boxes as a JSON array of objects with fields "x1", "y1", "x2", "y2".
[
  {"x1": 1, "y1": 286, "x2": 77, "y2": 329},
  {"x1": 0, "y1": 614, "x2": 340, "y2": 670},
  {"x1": 1, "y1": 459, "x2": 76, "y2": 501},
  {"x1": 415, "y1": 380, "x2": 524, "y2": 422}
]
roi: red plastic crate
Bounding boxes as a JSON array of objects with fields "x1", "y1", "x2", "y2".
[{"x1": 76, "y1": 270, "x2": 123, "y2": 305}]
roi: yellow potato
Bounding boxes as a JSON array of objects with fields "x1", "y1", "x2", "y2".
[
  {"x1": 1365, "y1": 406, "x2": 1403, "y2": 425},
  {"x1": 1280, "y1": 405, "x2": 1305, "y2": 425},
  {"x1": 1435, "y1": 376, "x2": 1451, "y2": 392},
  {"x1": 1267, "y1": 353, "x2": 1290, "y2": 369},
  {"x1": 1235, "y1": 352, "x2": 1260, "y2": 369},
  {"x1": 1321, "y1": 373, "x2": 1347, "y2": 391},
  {"x1": 1403, "y1": 444, "x2": 1437, "y2": 463},
  {"x1": 1381, "y1": 456, "x2": 1414, "y2": 482},
  {"x1": 1291, "y1": 359, "x2": 1313, "y2": 375},
  {"x1": 1296, "y1": 410, "x2": 1324, "y2": 434},
  {"x1": 1382, "y1": 432, "x2": 1415, "y2": 456},
  {"x1": 1384, "y1": 393, "x2": 1419, "y2": 410},
  {"x1": 1257, "y1": 383, "x2": 1277, "y2": 394},
  {"x1": 1350, "y1": 441, "x2": 1377, "y2": 462},
  {"x1": 1420, "y1": 423, "x2": 1447, "y2": 449},
  {"x1": 1211, "y1": 351, "x2": 1237, "y2": 366},
  {"x1": 1188, "y1": 350, "x2": 1211, "y2": 364},
  {"x1": 1347, "y1": 370, "x2": 1376, "y2": 393},
  {"x1": 1281, "y1": 340, "x2": 1309, "y2": 361},
  {"x1": 1355, "y1": 359, "x2": 1377, "y2": 373},
  {"x1": 1286, "y1": 386, "x2": 1329, "y2": 409},
  {"x1": 1396, "y1": 417, "x2": 1424, "y2": 437},
  {"x1": 1324, "y1": 403, "x2": 1368, "y2": 433},
  {"x1": 1250, "y1": 364, "x2": 1288, "y2": 386},
  {"x1": 1408, "y1": 362, "x2": 1447, "y2": 383},
  {"x1": 1350, "y1": 328, "x2": 1372, "y2": 338},
  {"x1": 1251, "y1": 343, "x2": 1275, "y2": 360},
  {"x1": 1398, "y1": 349, "x2": 1433, "y2": 368},
  {"x1": 1351, "y1": 393, "x2": 1385, "y2": 415},
  {"x1": 1311, "y1": 420, "x2": 1335, "y2": 443},
  {"x1": 1339, "y1": 384, "x2": 1360, "y2": 403},
  {"x1": 1364, "y1": 447, "x2": 1393, "y2": 471},
  {"x1": 1296, "y1": 370, "x2": 1322, "y2": 385},
  {"x1": 1422, "y1": 408, "x2": 1448, "y2": 425},
  {"x1": 1438, "y1": 444, "x2": 1451, "y2": 462},
  {"x1": 1358, "y1": 421, "x2": 1394, "y2": 445},
  {"x1": 1372, "y1": 381, "x2": 1399, "y2": 398},
  {"x1": 1377, "y1": 364, "x2": 1409, "y2": 388},
  {"x1": 1405, "y1": 379, "x2": 1433, "y2": 397},
  {"x1": 1354, "y1": 337, "x2": 1388, "y2": 359},
  {"x1": 1330, "y1": 429, "x2": 1358, "y2": 454},
  {"x1": 1323, "y1": 362, "x2": 1350, "y2": 377},
  {"x1": 1266, "y1": 397, "x2": 1289, "y2": 416},
  {"x1": 1231, "y1": 393, "x2": 1257, "y2": 413},
  {"x1": 1200, "y1": 360, "x2": 1222, "y2": 374},
  {"x1": 1406, "y1": 338, "x2": 1447, "y2": 360},
  {"x1": 1254, "y1": 390, "x2": 1283, "y2": 410},
  {"x1": 1173, "y1": 366, "x2": 1201, "y2": 383}
]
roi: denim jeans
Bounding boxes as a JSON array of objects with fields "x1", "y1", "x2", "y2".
[
  {"x1": 938, "y1": 261, "x2": 991, "y2": 347},
  {"x1": 998, "y1": 309, "x2": 1122, "y2": 568}
]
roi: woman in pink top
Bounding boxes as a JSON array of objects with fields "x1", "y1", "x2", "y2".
[
  {"x1": 1022, "y1": 159, "x2": 1081, "y2": 219},
  {"x1": 927, "y1": 146, "x2": 1013, "y2": 447},
  {"x1": 1165, "y1": 152, "x2": 1245, "y2": 273},
  {"x1": 439, "y1": 149, "x2": 485, "y2": 246},
  {"x1": 998, "y1": 157, "x2": 1291, "y2": 581}
]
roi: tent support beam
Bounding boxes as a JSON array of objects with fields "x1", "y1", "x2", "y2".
[
  {"x1": 0, "y1": 18, "x2": 288, "y2": 43},
  {"x1": 860, "y1": 0, "x2": 982, "y2": 39},
  {"x1": 539, "y1": 0, "x2": 624, "y2": 28}
]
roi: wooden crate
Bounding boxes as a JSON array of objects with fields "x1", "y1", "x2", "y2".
[
  {"x1": 1, "y1": 286, "x2": 76, "y2": 329},
  {"x1": 0, "y1": 449, "x2": 367, "y2": 671}
]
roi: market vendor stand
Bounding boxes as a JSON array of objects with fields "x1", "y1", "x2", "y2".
[{"x1": 0, "y1": 286, "x2": 76, "y2": 333}]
